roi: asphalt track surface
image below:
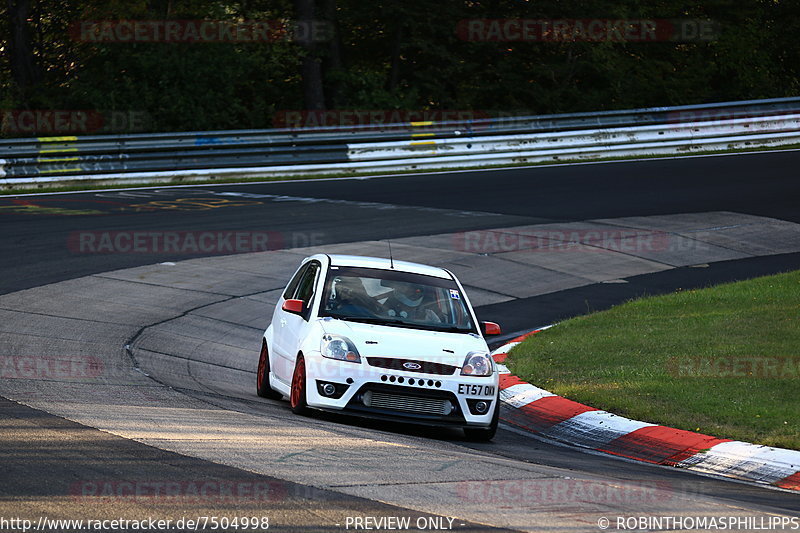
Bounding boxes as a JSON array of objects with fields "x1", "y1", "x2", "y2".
[
  {"x1": 2, "y1": 150, "x2": 800, "y2": 297},
  {"x1": 1, "y1": 398, "x2": 512, "y2": 533},
  {"x1": 2, "y1": 151, "x2": 800, "y2": 531}
]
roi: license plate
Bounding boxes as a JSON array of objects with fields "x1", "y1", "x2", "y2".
[{"x1": 457, "y1": 384, "x2": 495, "y2": 396}]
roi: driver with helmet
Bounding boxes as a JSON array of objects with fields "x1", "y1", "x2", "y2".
[{"x1": 381, "y1": 281, "x2": 441, "y2": 323}]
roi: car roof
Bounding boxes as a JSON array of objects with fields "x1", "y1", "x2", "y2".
[{"x1": 323, "y1": 254, "x2": 452, "y2": 280}]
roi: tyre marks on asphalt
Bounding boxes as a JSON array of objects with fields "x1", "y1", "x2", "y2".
[{"x1": 0, "y1": 397, "x2": 511, "y2": 532}]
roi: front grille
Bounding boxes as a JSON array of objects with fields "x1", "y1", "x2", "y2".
[
  {"x1": 362, "y1": 390, "x2": 452, "y2": 416},
  {"x1": 366, "y1": 357, "x2": 457, "y2": 375},
  {"x1": 344, "y1": 383, "x2": 466, "y2": 426}
]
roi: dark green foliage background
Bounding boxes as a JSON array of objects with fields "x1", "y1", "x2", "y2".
[{"x1": 1, "y1": 0, "x2": 797, "y2": 135}]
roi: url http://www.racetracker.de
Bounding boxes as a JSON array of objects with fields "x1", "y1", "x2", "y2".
[
  {"x1": 597, "y1": 515, "x2": 799, "y2": 531},
  {"x1": 0, "y1": 516, "x2": 271, "y2": 531}
]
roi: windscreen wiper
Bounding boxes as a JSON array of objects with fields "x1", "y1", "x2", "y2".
[
  {"x1": 333, "y1": 316, "x2": 386, "y2": 324},
  {"x1": 333, "y1": 316, "x2": 419, "y2": 329},
  {"x1": 331, "y1": 315, "x2": 472, "y2": 333}
]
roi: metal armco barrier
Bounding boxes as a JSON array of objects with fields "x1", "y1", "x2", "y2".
[{"x1": 1, "y1": 96, "x2": 799, "y2": 189}]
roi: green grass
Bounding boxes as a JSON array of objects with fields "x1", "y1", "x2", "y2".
[
  {"x1": 506, "y1": 270, "x2": 800, "y2": 450},
  {"x1": 3, "y1": 143, "x2": 800, "y2": 195}
]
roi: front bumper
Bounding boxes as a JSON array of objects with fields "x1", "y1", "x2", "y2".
[{"x1": 303, "y1": 353, "x2": 498, "y2": 427}]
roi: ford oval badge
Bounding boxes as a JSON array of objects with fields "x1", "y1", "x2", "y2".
[{"x1": 403, "y1": 362, "x2": 422, "y2": 370}]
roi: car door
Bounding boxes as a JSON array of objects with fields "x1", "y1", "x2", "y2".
[{"x1": 272, "y1": 260, "x2": 321, "y2": 383}]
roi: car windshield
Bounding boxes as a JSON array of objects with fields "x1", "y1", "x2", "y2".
[{"x1": 319, "y1": 266, "x2": 477, "y2": 334}]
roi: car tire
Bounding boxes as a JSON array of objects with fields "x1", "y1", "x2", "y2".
[
  {"x1": 256, "y1": 340, "x2": 282, "y2": 400},
  {"x1": 290, "y1": 354, "x2": 309, "y2": 415},
  {"x1": 464, "y1": 398, "x2": 499, "y2": 442}
]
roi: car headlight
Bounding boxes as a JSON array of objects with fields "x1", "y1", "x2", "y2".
[
  {"x1": 461, "y1": 351, "x2": 493, "y2": 376},
  {"x1": 321, "y1": 334, "x2": 361, "y2": 363}
]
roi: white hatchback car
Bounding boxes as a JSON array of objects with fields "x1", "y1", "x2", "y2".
[{"x1": 257, "y1": 254, "x2": 502, "y2": 440}]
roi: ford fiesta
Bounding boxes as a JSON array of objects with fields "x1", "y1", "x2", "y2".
[{"x1": 256, "y1": 254, "x2": 502, "y2": 440}]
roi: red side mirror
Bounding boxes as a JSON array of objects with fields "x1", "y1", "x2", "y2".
[
  {"x1": 282, "y1": 299, "x2": 304, "y2": 314},
  {"x1": 481, "y1": 321, "x2": 501, "y2": 336}
]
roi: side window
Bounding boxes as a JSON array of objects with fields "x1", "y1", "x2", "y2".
[
  {"x1": 283, "y1": 264, "x2": 309, "y2": 300},
  {"x1": 295, "y1": 262, "x2": 320, "y2": 304}
]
